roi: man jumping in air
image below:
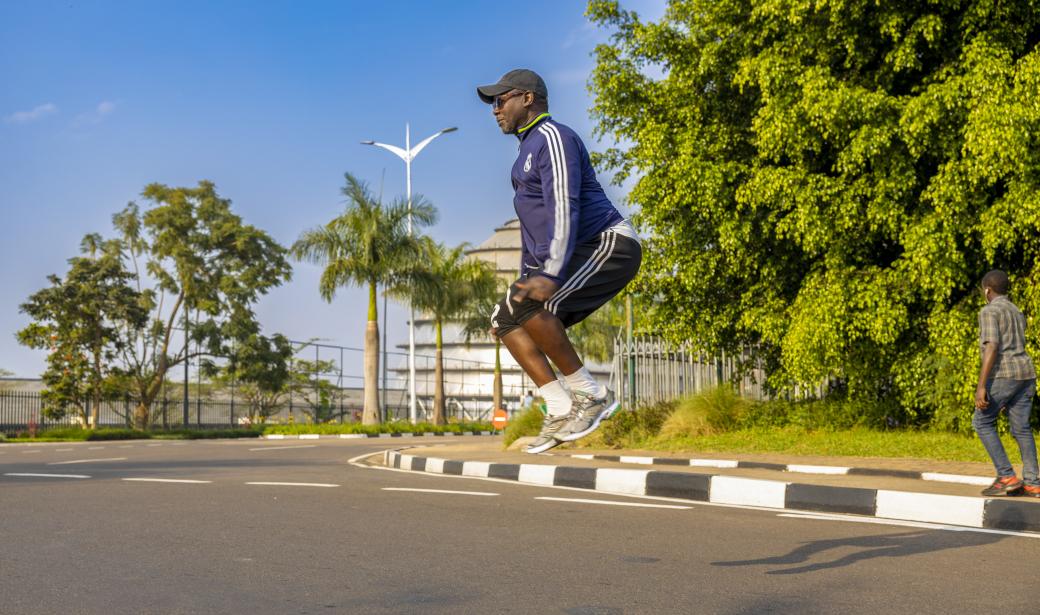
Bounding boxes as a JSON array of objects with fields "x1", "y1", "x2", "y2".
[{"x1": 477, "y1": 69, "x2": 642, "y2": 454}]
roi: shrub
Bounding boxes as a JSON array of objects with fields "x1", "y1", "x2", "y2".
[
  {"x1": 162, "y1": 428, "x2": 263, "y2": 439},
  {"x1": 594, "y1": 399, "x2": 677, "y2": 448},
  {"x1": 262, "y1": 421, "x2": 493, "y2": 436},
  {"x1": 502, "y1": 406, "x2": 544, "y2": 447},
  {"x1": 7, "y1": 426, "x2": 264, "y2": 441},
  {"x1": 745, "y1": 396, "x2": 905, "y2": 431},
  {"x1": 659, "y1": 387, "x2": 750, "y2": 439}
]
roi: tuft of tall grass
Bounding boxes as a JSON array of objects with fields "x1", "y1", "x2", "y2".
[
  {"x1": 658, "y1": 387, "x2": 750, "y2": 439},
  {"x1": 502, "y1": 406, "x2": 545, "y2": 447}
]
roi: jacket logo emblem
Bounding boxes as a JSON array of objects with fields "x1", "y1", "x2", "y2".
[{"x1": 523, "y1": 152, "x2": 532, "y2": 173}]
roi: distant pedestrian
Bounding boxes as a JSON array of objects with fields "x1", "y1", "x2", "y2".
[
  {"x1": 522, "y1": 390, "x2": 534, "y2": 411},
  {"x1": 973, "y1": 269, "x2": 1040, "y2": 497}
]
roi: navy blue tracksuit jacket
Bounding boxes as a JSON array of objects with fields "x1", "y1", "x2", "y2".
[{"x1": 511, "y1": 114, "x2": 623, "y2": 284}]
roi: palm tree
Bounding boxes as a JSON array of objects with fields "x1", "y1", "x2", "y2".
[
  {"x1": 398, "y1": 240, "x2": 498, "y2": 425},
  {"x1": 459, "y1": 275, "x2": 508, "y2": 414},
  {"x1": 292, "y1": 173, "x2": 435, "y2": 425}
]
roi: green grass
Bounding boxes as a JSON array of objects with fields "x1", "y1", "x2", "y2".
[
  {"x1": 5, "y1": 426, "x2": 264, "y2": 442},
  {"x1": 575, "y1": 423, "x2": 1025, "y2": 464},
  {"x1": 563, "y1": 386, "x2": 1033, "y2": 464},
  {"x1": 261, "y1": 421, "x2": 494, "y2": 436}
]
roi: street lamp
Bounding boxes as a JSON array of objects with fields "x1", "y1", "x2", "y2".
[{"x1": 362, "y1": 124, "x2": 457, "y2": 423}]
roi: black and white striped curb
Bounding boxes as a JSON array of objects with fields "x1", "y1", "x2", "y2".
[
  {"x1": 383, "y1": 451, "x2": 1040, "y2": 534},
  {"x1": 263, "y1": 431, "x2": 495, "y2": 440},
  {"x1": 562, "y1": 453, "x2": 994, "y2": 487}
]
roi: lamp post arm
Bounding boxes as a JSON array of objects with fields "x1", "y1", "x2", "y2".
[
  {"x1": 361, "y1": 141, "x2": 409, "y2": 162},
  {"x1": 409, "y1": 127, "x2": 458, "y2": 160}
]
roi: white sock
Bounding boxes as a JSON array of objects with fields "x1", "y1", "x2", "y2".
[
  {"x1": 538, "y1": 380, "x2": 572, "y2": 417},
  {"x1": 564, "y1": 366, "x2": 606, "y2": 399}
]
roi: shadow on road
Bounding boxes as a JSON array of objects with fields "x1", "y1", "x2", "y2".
[{"x1": 711, "y1": 529, "x2": 1003, "y2": 575}]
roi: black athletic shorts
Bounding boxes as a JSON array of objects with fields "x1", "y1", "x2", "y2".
[{"x1": 490, "y1": 227, "x2": 642, "y2": 337}]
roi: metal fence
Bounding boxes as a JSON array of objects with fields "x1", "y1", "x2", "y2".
[
  {"x1": 0, "y1": 388, "x2": 498, "y2": 433},
  {"x1": 611, "y1": 337, "x2": 771, "y2": 407}
]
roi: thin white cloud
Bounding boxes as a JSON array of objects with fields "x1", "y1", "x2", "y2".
[
  {"x1": 4, "y1": 103, "x2": 58, "y2": 124},
  {"x1": 562, "y1": 21, "x2": 598, "y2": 50},
  {"x1": 73, "y1": 100, "x2": 117, "y2": 126},
  {"x1": 550, "y1": 67, "x2": 593, "y2": 86}
]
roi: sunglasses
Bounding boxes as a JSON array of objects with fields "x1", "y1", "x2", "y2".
[{"x1": 492, "y1": 90, "x2": 528, "y2": 110}]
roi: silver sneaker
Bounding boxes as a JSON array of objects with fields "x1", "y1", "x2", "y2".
[
  {"x1": 524, "y1": 412, "x2": 571, "y2": 454},
  {"x1": 555, "y1": 389, "x2": 619, "y2": 442}
]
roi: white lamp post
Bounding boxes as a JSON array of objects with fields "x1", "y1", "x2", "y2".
[{"x1": 362, "y1": 124, "x2": 457, "y2": 423}]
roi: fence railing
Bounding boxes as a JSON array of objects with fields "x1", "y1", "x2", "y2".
[
  {"x1": 611, "y1": 337, "x2": 771, "y2": 407},
  {"x1": 0, "y1": 390, "x2": 493, "y2": 433}
]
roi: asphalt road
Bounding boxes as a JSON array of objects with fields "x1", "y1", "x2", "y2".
[{"x1": 2, "y1": 438, "x2": 1038, "y2": 615}]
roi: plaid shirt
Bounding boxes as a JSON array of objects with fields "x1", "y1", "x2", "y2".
[{"x1": 979, "y1": 295, "x2": 1036, "y2": 380}]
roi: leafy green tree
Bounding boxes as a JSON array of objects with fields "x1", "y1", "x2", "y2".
[
  {"x1": 203, "y1": 333, "x2": 294, "y2": 424},
  {"x1": 292, "y1": 173, "x2": 435, "y2": 425},
  {"x1": 290, "y1": 358, "x2": 343, "y2": 423},
  {"x1": 588, "y1": 0, "x2": 1040, "y2": 429},
  {"x1": 109, "y1": 182, "x2": 291, "y2": 429},
  {"x1": 18, "y1": 236, "x2": 147, "y2": 426},
  {"x1": 403, "y1": 240, "x2": 499, "y2": 424}
]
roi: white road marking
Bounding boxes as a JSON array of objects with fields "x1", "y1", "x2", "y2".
[
  {"x1": 88, "y1": 446, "x2": 105, "y2": 450},
  {"x1": 48, "y1": 457, "x2": 127, "y2": 465},
  {"x1": 122, "y1": 478, "x2": 212, "y2": 484},
  {"x1": 56, "y1": 448, "x2": 74, "y2": 452},
  {"x1": 778, "y1": 512, "x2": 1040, "y2": 539},
  {"x1": 921, "y1": 472, "x2": 993, "y2": 486},
  {"x1": 786, "y1": 464, "x2": 850, "y2": 475},
  {"x1": 117, "y1": 445, "x2": 134, "y2": 448},
  {"x1": 382, "y1": 487, "x2": 499, "y2": 496},
  {"x1": 21, "y1": 450, "x2": 42, "y2": 454},
  {"x1": 246, "y1": 481, "x2": 339, "y2": 488},
  {"x1": 535, "y1": 496, "x2": 691, "y2": 509},
  {"x1": 5, "y1": 473, "x2": 91, "y2": 479},
  {"x1": 145, "y1": 443, "x2": 162, "y2": 447},
  {"x1": 170, "y1": 442, "x2": 188, "y2": 446},
  {"x1": 690, "y1": 459, "x2": 739, "y2": 468},
  {"x1": 247, "y1": 445, "x2": 318, "y2": 452}
]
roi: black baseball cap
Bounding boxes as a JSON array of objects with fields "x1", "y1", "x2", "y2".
[{"x1": 477, "y1": 69, "x2": 548, "y2": 103}]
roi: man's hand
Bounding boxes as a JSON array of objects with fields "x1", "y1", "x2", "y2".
[
  {"x1": 975, "y1": 385, "x2": 989, "y2": 410},
  {"x1": 512, "y1": 276, "x2": 559, "y2": 303}
]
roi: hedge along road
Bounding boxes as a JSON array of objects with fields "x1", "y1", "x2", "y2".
[{"x1": 1, "y1": 438, "x2": 1038, "y2": 615}]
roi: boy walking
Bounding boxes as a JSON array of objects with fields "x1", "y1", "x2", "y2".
[
  {"x1": 477, "y1": 69, "x2": 641, "y2": 453},
  {"x1": 974, "y1": 269, "x2": 1040, "y2": 497}
]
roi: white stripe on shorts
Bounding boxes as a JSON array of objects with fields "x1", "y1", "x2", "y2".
[
  {"x1": 546, "y1": 230, "x2": 618, "y2": 314},
  {"x1": 544, "y1": 232, "x2": 610, "y2": 313}
]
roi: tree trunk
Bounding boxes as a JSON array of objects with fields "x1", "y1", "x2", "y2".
[
  {"x1": 91, "y1": 338, "x2": 101, "y2": 430},
  {"x1": 362, "y1": 282, "x2": 380, "y2": 425},
  {"x1": 132, "y1": 294, "x2": 181, "y2": 431},
  {"x1": 433, "y1": 318, "x2": 445, "y2": 425},
  {"x1": 493, "y1": 338, "x2": 503, "y2": 411},
  {"x1": 133, "y1": 402, "x2": 150, "y2": 430}
]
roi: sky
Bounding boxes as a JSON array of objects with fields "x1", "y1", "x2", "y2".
[{"x1": 0, "y1": 0, "x2": 666, "y2": 381}]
